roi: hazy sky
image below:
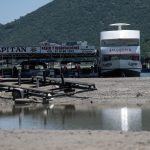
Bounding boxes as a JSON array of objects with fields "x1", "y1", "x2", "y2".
[{"x1": 0, "y1": 0, "x2": 53, "y2": 24}]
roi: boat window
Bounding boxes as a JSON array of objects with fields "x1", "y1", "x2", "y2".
[
  {"x1": 35, "y1": 65, "x2": 44, "y2": 69},
  {"x1": 29, "y1": 65, "x2": 35, "y2": 69},
  {"x1": 101, "y1": 39, "x2": 139, "y2": 47},
  {"x1": 119, "y1": 55, "x2": 131, "y2": 60},
  {"x1": 103, "y1": 55, "x2": 111, "y2": 61},
  {"x1": 111, "y1": 56, "x2": 120, "y2": 60},
  {"x1": 131, "y1": 55, "x2": 139, "y2": 61},
  {"x1": 103, "y1": 55, "x2": 139, "y2": 61},
  {"x1": 23, "y1": 65, "x2": 29, "y2": 70}
]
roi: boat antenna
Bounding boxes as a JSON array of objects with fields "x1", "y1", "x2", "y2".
[{"x1": 110, "y1": 23, "x2": 130, "y2": 30}]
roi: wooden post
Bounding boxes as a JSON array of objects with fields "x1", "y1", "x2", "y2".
[
  {"x1": 43, "y1": 71, "x2": 46, "y2": 86},
  {"x1": 18, "y1": 69, "x2": 21, "y2": 86},
  {"x1": 36, "y1": 78, "x2": 39, "y2": 88},
  {"x1": 42, "y1": 97, "x2": 49, "y2": 104},
  {"x1": 61, "y1": 73, "x2": 64, "y2": 86}
]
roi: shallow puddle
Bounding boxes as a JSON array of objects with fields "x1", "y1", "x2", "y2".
[{"x1": 0, "y1": 104, "x2": 149, "y2": 131}]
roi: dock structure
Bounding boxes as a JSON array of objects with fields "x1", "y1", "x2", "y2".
[
  {"x1": 32, "y1": 75, "x2": 96, "y2": 90},
  {"x1": 0, "y1": 75, "x2": 97, "y2": 104}
]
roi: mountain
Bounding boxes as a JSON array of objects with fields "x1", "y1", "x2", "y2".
[{"x1": 0, "y1": 0, "x2": 150, "y2": 55}]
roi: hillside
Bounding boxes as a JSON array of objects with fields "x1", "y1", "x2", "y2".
[{"x1": 0, "y1": 0, "x2": 150, "y2": 55}]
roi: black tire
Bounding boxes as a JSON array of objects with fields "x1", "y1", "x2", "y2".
[{"x1": 12, "y1": 90, "x2": 21, "y2": 101}]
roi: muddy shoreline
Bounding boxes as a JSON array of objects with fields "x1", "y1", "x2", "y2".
[
  {"x1": 0, "y1": 130, "x2": 150, "y2": 150},
  {"x1": 1, "y1": 77, "x2": 150, "y2": 106}
]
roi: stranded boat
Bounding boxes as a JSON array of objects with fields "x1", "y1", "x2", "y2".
[{"x1": 100, "y1": 23, "x2": 141, "y2": 77}]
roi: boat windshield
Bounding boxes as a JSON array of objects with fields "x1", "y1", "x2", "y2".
[
  {"x1": 101, "y1": 39, "x2": 140, "y2": 47},
  {"x1": 103, "y1": 54, "x2": 140, "y2": 61}
]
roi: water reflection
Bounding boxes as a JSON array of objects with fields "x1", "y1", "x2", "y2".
[
  {"x1": 0, "y1": 104, "x2": 148, "y2": 131},
  {"x1": 102, "y1": 107, "x2": 142, "y2": 131}
]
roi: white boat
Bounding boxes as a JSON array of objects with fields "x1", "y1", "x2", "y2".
[
  {"x1": 40, "y1": 41, "x2": 96, "y2": 54},
  {"x1": 100, "y1": 23, "x2": 141, "y2": 77}
]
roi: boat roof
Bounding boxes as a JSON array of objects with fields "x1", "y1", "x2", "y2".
[
  {"x1": 101, "y1": 23, "x2": 140, "y2": 40},
  {"x1": 110, "y1": 23, "x2": 130, "y2": 30}
]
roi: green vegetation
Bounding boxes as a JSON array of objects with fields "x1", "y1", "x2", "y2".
[{"x1": 0, "y1": 0, "x2": 150, "y2": 56}]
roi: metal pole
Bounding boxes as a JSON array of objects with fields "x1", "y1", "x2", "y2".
[
  {"x1": 12, "y1": 54, "x2": 13, "y2": 77},
  {"x1": 2, "y1": 54, "x2": 3, "y2": 77}
]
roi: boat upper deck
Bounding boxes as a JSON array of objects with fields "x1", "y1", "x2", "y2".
[
  {"x1": 100, "y1": 23, "x2": 140, "y2": 40},
  {"x1": 101, "y1": 30, "x2": 140, "y2": 40}
]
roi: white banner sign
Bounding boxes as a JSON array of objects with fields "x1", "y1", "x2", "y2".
[
  {"x1": 101, "y1": 46, "x2": 140, "y2": 54},
  {"x1": 0, "y1": 47, "x2": 41, "y2": 54},
  {"x1": 0, "y1": 46, "x2": 96, "y2": 54},
  {"x1": 41, "y1": 47, "x2": 96, "y2": 54}
]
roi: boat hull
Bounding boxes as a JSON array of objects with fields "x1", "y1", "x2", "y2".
[{"x1": 101, "y1": 69, "x2": 141, "y2": 77}]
